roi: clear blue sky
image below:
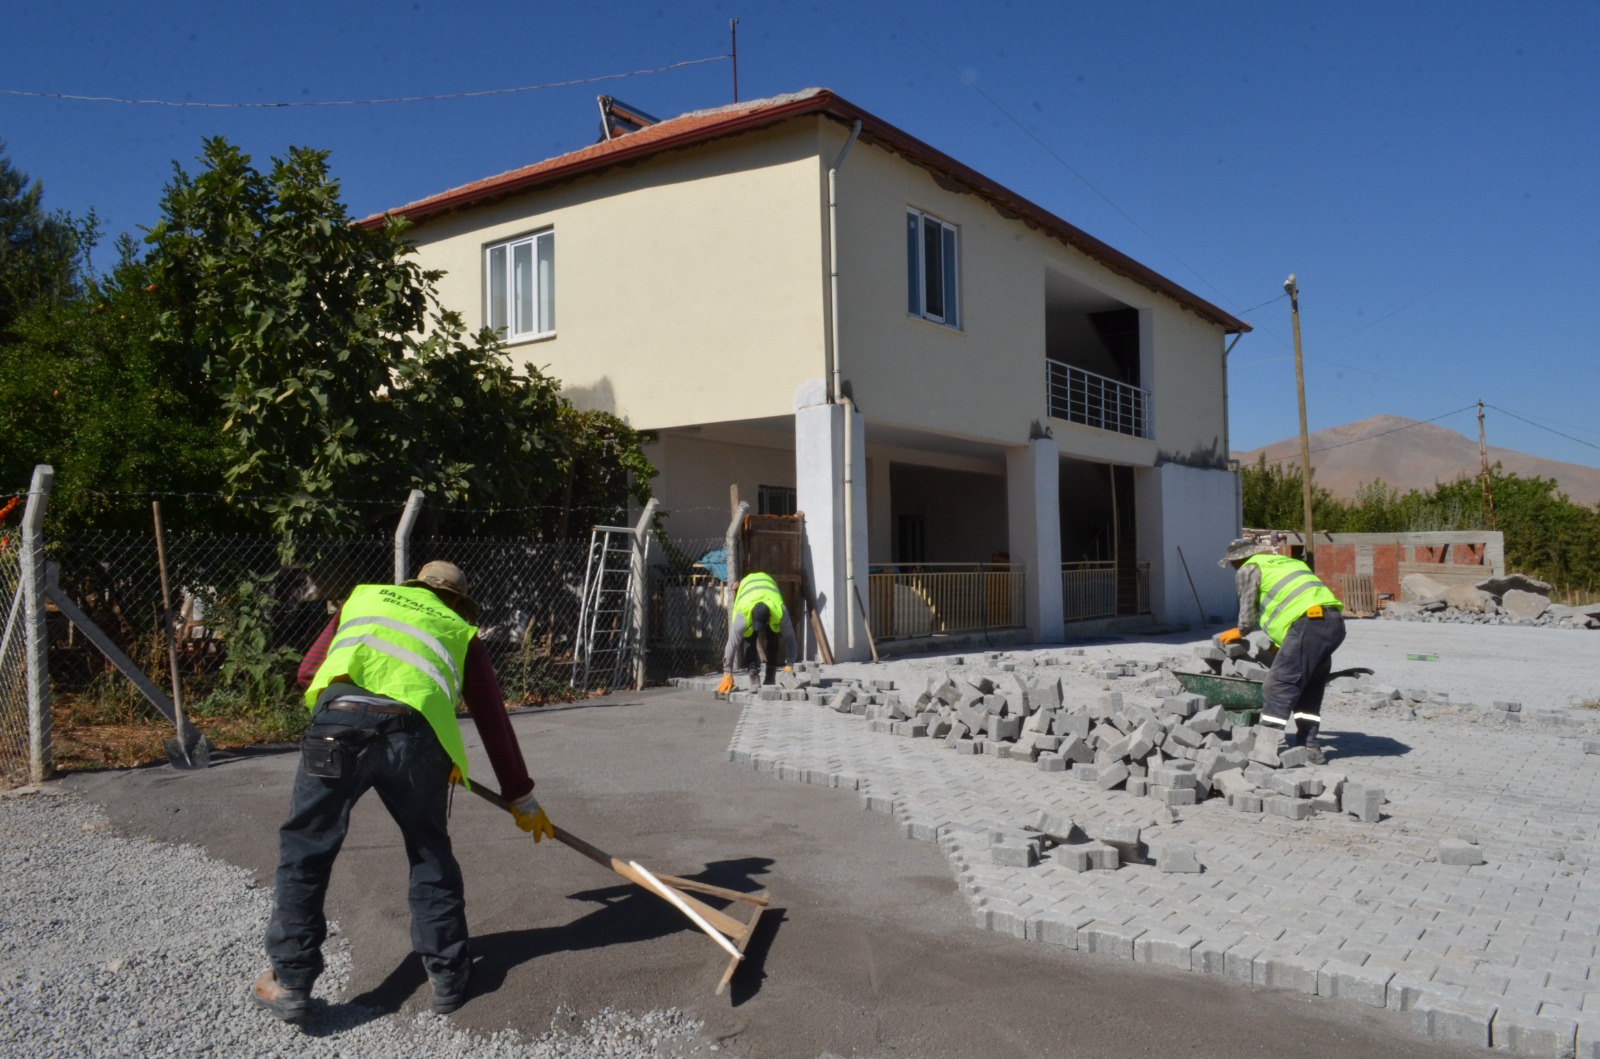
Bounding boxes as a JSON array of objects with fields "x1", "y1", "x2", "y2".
[{"x1": 6, "y1": 0, "x2": 1597, "y2": 471}]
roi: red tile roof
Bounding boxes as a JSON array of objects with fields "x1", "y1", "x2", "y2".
[{"x1": 365, "y1": 88, "x2": 1249, "y2": 333}]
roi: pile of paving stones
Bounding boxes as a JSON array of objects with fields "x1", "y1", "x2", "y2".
[
  {"x1": 750, "y1": 654, "x2": 1381, "y2": 845},
  {"x1": 1378, "y1": 572, "x2": 1600, "y2": 630}
]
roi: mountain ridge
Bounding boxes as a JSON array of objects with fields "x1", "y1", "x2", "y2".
[{"x1": 1231, "y1": 414, "x2": 1600, "y2": 508}]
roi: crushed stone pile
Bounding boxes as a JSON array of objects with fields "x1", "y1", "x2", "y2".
[{"x1": 1379, "y1": 571, "x2": 1599, "y2": 630}]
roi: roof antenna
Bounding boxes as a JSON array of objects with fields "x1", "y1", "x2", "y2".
[{"x1": 730, "y1": 18, "x2": 740, "y2": 102}]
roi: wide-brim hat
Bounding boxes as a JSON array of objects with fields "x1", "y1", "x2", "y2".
[
  {"x1": 1218, "y1": 537, "x2": 1270, "y2": 567},
  {"x1": 404, "y1": 560, "x2": 480, "y2": 622}
]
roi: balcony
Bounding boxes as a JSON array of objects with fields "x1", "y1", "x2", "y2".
[
  {"x1": 868, "y1": 563, "x2": 1025, "y2": 641},
  {"x1": 1047, "y1": 360, "x2": 1152, "y2": 439}
]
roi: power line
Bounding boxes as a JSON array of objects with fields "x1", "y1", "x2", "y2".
[
  {"x1": 1250, "y1": 405, "x2": 1477, "y2": 463},
  {"x1": 1486, "y1": 405, "x2": 1600, "y2": 454},
  {"x1": 0, "y1": 55, "x2": 729, "y2": 109}
]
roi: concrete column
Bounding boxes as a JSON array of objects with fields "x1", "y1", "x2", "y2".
[
  {"x1": 1006, "y1": 437, "x2": 1063, "y2": 643},
  {"x1": 795, "y1": 385, "x2": 869, "y2": 661}
]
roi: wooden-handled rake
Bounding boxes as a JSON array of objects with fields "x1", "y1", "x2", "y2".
[{"x1": 456, "y1": 779, "x2": 768, "y2": 995}]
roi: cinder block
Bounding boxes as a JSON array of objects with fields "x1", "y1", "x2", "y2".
[
  {"x1": 1345, "y1": 783, "x2": 1385, "y2": 823},
  {"x1": 990, "y1": 843, "x2": 1039, "y2": 867},
  {"x1": 1213, "y1": 768, "x2": 1252, "y2": 799},
  {"x1": 1318, "y1": 960, "x2": 1393, "y2": 1007},
  {"x1": 1491, "y1": 1008, "x2": 1577, "y2": 1056},
  {"x1": 1264, "y1": 795, "x2": 1314, "y2": 820},
  {"x1": 1254, "y1": 949, "x2": 1325, "y2": 994},
  {"x1": 1157, "y1": 843, "x2": 1203, "y2": 873},
  {"x1": 1082, "y1": 920, "x2": 1143, "y2": 959},
  {"x1": 1150, "y1": 784, "x2": 1198, "y2": 807},
  {"x1": 1134, "y1": 932, "x2": 1199, "y2": 970},
  {"x1": 1439, "y1": 839, "x2": 1486, "y2": 866},
  {"x1": 1278, "y1": 746, "x2": 1312, "y2": 769},
  {"x1": 1025, "y1": 910, "x2": 1096, "y2": 949},
  {"x1": 1411, "y1": 993, "x2": 1497, "y2": 1047},
  {"x1": 1231, "y1": 792, "x2": 1264, "y2": 813},
  {"x1": 1084, "y1": 841, "x2": 1121, "y2": 870},
  {"x1": 1096, "y1": 762, "x2": 1130, "y2": 791},
  {"x1": 1192, "y1": 934, "x2": 1246, "y2": 976}
]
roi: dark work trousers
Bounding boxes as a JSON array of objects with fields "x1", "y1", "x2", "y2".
[
  {"x1": 1260, "y1": 608, "x2": 1347, "y2": 749},
  {"x1": 741, "y1": 626, "x2": 781, "y2": 686},
  {"x1": 265, "y1": 701, "x2": 467, "y2": 992}
]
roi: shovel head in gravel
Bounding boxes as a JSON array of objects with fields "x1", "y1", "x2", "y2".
[{"x1": 459, "y1": 779, "x2": 768, "y2": 995}]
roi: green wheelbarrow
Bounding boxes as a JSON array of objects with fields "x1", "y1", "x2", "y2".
[{"x1": 1172, "y1": 670, "x2": 1264, "y2": 728}]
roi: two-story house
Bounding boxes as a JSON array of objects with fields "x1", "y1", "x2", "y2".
[{"x1": 368, "y1": 88, "x2": 1250, "y2": 661}]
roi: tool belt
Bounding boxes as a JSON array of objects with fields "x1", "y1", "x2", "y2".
[{"x1": 300, "y1": 699, "x2": 419, "y2": 780}]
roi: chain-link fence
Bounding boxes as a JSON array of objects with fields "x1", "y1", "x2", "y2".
[
  {"x1": 0, "y1": 549, "x2": 29, "y2": 785},
  {"x1": 38, "y1": 524, "x2": 734, "y2": 743}
]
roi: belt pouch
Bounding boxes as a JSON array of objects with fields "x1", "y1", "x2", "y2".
[{"x1": 300, "y1": 722, "x2": 383, "y2": 780}]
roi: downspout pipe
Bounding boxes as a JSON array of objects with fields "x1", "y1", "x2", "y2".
[
  {"x1": 828, "y1": 120, "x2": 863, "y2": 649},
  {"x1": 1223, "y1": 331, "x2": 1243, "y2": 532}
]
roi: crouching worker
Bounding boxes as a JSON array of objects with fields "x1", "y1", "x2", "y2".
[
  {"x1": 251, "y1": 561, "x2": 553, "y2": 1025},
  {"x1": 716, "y1": 571, "x2": 798, "y2": 696},
  {"x1": 1216, "y1": 539, "x2": 1346, "y2": 761}
]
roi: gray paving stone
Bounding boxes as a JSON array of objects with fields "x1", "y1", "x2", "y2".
[
  {"x1": 1134, "y1": 932, "x2": 1199, "y2": 971},
  {"x1": 1318, "y1": 959, "x2": 1393, "y2": 1007},
  {"x1": 1490, "y1": 1008, "x2": 1577, "y2": 1056},
  {"x1": 1254, "y1": 949, "x2": 1324, "y2": 994},
  {"x1": 1082, "y1": 920, "x2": 1145, "y2": 960},
  {"x1": 1411, "y1": 992, "x2": 1497, "y2": 1047}
]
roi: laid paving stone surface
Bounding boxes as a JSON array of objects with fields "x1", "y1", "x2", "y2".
[{"x1": 700, "y1": 622, "x2": 1600, "y2": 1058}]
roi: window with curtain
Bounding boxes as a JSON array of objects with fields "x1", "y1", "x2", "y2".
[{"x1": 485, "y1": 229, "x2": 555, "y2": 340}]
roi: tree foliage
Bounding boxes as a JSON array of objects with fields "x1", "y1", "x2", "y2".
[
  {"x1": 5, "y1": 137, "x2": 654, "y2": 538},
  {"x1": 1240, "y1": 456, "x2": 1600, "y2": 595},
  {"x1": 0, "y1": 142, "x2": 93, "y2": 340}
]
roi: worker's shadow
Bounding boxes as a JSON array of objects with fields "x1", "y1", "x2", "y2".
[
  {"x1": 333, "y1": 856, "x2": 780, "y2": 1021},
  {"x1": 1320, "y1": 730, "x2": 1410, "y2": 760}
]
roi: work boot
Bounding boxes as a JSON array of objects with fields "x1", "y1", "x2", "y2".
[
  {"x1": 251, "y1": 969, "x2": 309, "y2": 1024},
  {"x1": 430, "y1": 961, "x2": 473, "y2": 1015}
]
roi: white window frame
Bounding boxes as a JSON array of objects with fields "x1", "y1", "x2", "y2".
[
  {"x1": 484, "y1": 229, "x2": 555, "y2": 341},
  {"x1": 905, "y1": 208, "x2": 960, "y2": 330}
]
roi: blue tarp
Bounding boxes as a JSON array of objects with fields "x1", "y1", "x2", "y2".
[{"x1": 696, "y1": 548, "x2": 729, "y2": 583}]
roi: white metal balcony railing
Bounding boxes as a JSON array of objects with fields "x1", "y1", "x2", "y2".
[
  {"x1": 867, "y1": 563, "x2": 1025, "y2": 641},
  {"x1": 1061, "y1": 560, "x2": 1152, "y2": 622},
  {"x1": 1046, "y1": 360, "x2": 1152, "y2": 439}
]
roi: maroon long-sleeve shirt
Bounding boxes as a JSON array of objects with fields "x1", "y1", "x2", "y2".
[{"x1": 298, "y1": 609, "x2": 534, "y2": 801}]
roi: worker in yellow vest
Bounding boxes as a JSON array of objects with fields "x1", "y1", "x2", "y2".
[
  {"x1": 1216, "y1": 539, "x2": 1346, "y2": 761},
  {"x1": 716, "y1": 571, "x2": 798, "y2": 695},
  {"x1": 252, "y1": 562, "x2": 551, "y2": 1025}
]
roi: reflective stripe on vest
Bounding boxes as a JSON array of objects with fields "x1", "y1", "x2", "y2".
[
  {"x1": 305, "y1": 584, "x2": 478, "y2": 786},
  {"x1": 1245, "y1": 554, "x2": 1342, "y2": 647},
  {"x1": 733, "y1": 573, "x2": 784, "y2": 637}
]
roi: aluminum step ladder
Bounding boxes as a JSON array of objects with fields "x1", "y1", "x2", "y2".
[{"x1": 572, "y1": 524, "x2": 640, "y2": 691}]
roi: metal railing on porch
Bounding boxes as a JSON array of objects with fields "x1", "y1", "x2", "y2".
[
  {"x1": 1046, "y1": 360, "x2": 1152, "y2": 439},
  {"x1": 867, "y1": 563, "x2": 1024, "y2": 641},
  {"x1": 1062, "y1": 560, "x2": 1152, "y2": 621}
]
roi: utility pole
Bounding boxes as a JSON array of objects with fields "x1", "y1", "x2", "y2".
[
  {"x1": 730, "y1": 19, "x2": 740, "y2": 102},
  {"x1": 1477, "y1": 400, "x2": 1497, "y2": 529},
  {"x1": 1285, "y1": 274, "x2": 1315, "y2": 569}
]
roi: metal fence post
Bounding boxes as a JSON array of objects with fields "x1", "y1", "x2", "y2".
[
  {"x1": 20, "y1": 465, "x2": 53, "y2": 784},
  {"x1": 394, "y1": 489, "x2": 424, "y2": 584},
  {"x1": 724, "y1": 501, "x2": 749, "y2": 591},
  {"x1": 629, "y1": 498, "x2": 660, "y2": 690}
]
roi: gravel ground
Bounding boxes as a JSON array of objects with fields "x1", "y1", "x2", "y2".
[{"x1": 0, "y1": 787, "x2": 721, "y2": 1059}]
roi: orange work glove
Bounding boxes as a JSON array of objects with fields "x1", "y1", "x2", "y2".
[
  {"x1": 1217, "y1": 628, "x2": 1243, "y2": 645},
  {"x1": 717, "y1": 672, "x2": 735, "y2": 696}
]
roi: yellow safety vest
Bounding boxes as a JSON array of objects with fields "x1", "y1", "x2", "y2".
[
  {"x1": 1245, "y1": 554, "x2": 1342, "y2": 647},
  {"x1": 305, "y1": 584, "x2": 478, "y2": 786},
  {"x1": 733, "y1": 573, "x2": 785, "y2": 637}
]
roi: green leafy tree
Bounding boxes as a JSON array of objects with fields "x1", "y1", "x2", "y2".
[
  {"x1": 0, "y1": 142, "x2": 93, "y2": 340},
  {"x1": 1238, "y1": 454, "x2": 1349, "y2": 532},
  {"x1": 143, "y1": 137, "x2": 653, "y2": 537}
]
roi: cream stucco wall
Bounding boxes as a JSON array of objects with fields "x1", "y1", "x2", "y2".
[
  {"x1": 824, "y1": 121, "x2": 1231, "y2": 464},
  {"x1": 406, "y1": 124, "x2": 830, "y2": 431}
]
